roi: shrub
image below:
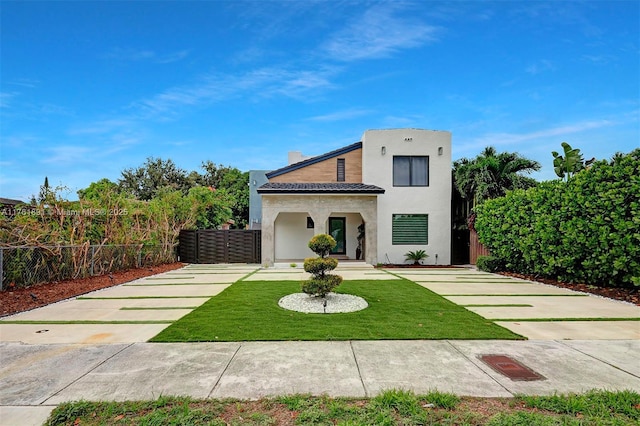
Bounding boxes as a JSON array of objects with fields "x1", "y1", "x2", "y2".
[
  {"x1": 308, "y1": 234, "x2": 337, "y2": 258},
  {"x1": 302, "y1": 234, "x2": 343, "y2": 297},
  {"x1": 301, "y1": 275, "x2": 343, "y2": 297},
  {"x1": 475, "y1": 149, "x2": 640, "y2": 287},
  {"x1": 404, "y1": 250, "x2": 428, "y2": 265},
  {"x1": 303, "y1": 257, "x2": 338, "y2": 275},
  {"x1": 476, "y1": 255, "x2": 504, "y2": 273}
]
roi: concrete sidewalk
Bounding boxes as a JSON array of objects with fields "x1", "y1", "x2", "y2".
[
  {"x1": 1, "y1": 264, "x2": 639, "y2": 425},
  {"x1": 2, "y1": 340, "x2": 640, "y2": 425}
]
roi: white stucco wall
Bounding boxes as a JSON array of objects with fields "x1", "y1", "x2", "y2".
[
  {"x1": 274, "y1": 213, "x2": 315, "y2": 260},
  {"x1": 261, "y1": 194, "x2": 379, "y2": 265},
  {"x1": 361, "y1": 129, "x2": 452, "y2": 265}
]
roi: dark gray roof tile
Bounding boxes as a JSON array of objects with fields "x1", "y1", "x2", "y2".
[{"x1": 257, "y1": 182, "x2": 385, "y2": 194}]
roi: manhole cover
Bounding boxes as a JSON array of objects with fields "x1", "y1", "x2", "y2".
[{"x1": 479, "y1": 354, "x2": 545, "y2": 381}]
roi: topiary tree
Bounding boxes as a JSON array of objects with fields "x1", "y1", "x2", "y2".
[{"x1": 302, "y1": 234, "x2": 343, "y2": 297}]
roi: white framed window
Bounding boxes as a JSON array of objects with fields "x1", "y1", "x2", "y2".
[
  {"x1": 393, "y1": 156, "x2": 429, "y2": 186},
  {"x1": 392, "y1": 214, "x2": 428, "y2": 244}
]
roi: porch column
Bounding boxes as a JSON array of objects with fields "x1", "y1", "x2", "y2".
[
  {"x1": 261, "y1": 201, "x2": 278, "y2": 266},
  {"x1": 361, "y1": 210, "x2": 378, "y2": 265},
  {"x1": 309, "y1": 208, "x2": 330, "y2": 236}
]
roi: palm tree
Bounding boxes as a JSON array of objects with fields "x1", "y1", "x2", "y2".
[{"x1": 453, "y1": 146, "x2": 540, "y2": 206}]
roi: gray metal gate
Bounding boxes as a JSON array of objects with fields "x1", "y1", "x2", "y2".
[{"x1": 178, "y1": 230, "x2": 261, "y2": 264}]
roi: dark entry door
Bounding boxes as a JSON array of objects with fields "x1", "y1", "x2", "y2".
[{"x1": 329, "y1": 217, "x2": 346, "y2": 255}]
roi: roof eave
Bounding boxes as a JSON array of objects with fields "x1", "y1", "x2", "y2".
[{"x1": 266, "y1": 141, "x2": 362, "y2": 179}]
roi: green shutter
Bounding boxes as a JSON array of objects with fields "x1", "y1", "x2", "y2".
[{"x1": 392, "y1": 214, "x2": 428, "y2": 244}]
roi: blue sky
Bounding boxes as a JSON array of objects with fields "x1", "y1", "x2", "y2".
[{"x1": 1, "y1": 0, "x2": 638, "y2": 201}]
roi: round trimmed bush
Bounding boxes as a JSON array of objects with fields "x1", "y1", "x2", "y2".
[
  {"x1": 303, "y1": 257, "x2": 338, "y2": 275},
  {"x1": 301, "y1": 275, "x2": 343, "y2": 298},
  {"x1": 308, "y1": 234, "x2": 336, "y2": 258}
]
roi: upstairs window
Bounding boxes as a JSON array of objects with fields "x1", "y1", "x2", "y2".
[
  {"x1": 337, "y1": 158, "x2": 345, "y2": 182},
  {"x1": 393, "y1": 156, "x2": 428, "y2": 186}
]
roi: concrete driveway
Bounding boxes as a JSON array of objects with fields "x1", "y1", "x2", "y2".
[
  {"x1": 1, "y1": 264, "x2": 639, "y2": 426},
  {"x1": 389, "y1": 268, "x2": 640, "y2": 340}
]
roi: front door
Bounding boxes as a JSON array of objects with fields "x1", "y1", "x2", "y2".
[{"x1": 329, "y1": 217, "x2": 346, "y2": 255}]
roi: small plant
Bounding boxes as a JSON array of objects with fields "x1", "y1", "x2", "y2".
[
  {"x1": 290, "y1": 263, "x2": 297, "y2": 268},
  {"x1": 476, "y1": 255, "x2": 504, "y2": 273},
  {"x1": 404, "y1": 250, "x2": 428, "y2": 265},
  {"x1": 302, "y1": 234, "x2": 343, "y2": 297}
]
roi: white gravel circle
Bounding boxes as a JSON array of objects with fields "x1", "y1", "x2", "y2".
[{"x1": 278, "y1": 292, "x2": 368, "y2": 313}]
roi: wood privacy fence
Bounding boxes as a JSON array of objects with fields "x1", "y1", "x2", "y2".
[
  {"x1": 469, "y1": 228, "x2": 491, "y2": 264},
  {"x1": 178, "y1": 230, "x2": 261, "y2": 264}
]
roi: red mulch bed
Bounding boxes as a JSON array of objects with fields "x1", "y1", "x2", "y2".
[{"x1": 1, "y1": 262, "x2": 186, "y2": 317}]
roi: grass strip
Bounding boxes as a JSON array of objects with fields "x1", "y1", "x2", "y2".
[
  {"x1": 150, "y1": 279, "x2": 523, "y2": 342},
  {"x1": 120, "y1": 307, "x2": 198, "y2": 310},
  {"x1": 440, "y1": 294, "x2": 590, "y2": 297},
  {"x1": 77, "y1": 296, "x2": 213, "y2": 300},
  {"x1": 44, "y1": 389, "x2": 639, "y2": 426},
  {"x1": 462, "y1": 304, "x2": 533, "y2": 307},
  {"x1": 0, "y1": 320, "x2": 173, "y2": 324},
  {"x1": 145, "y1": 276, "x2": 194, "y2": 280},
  {"x1": 493, "y1": 317, "x2": 640, "y2": 322},
  {"x1": 124, "y1": 283, "x2": 231, "y2": 286},
  {"x1": 415, "y1": 281, "x2": 530, "y2": 284}
]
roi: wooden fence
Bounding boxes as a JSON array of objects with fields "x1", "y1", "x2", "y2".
[{"x1": 469, "y1": 228, "x2": 491, "y2": 264}]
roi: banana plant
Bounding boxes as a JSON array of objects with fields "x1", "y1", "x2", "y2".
[{"x1": 552, "y1": 142, "x2": 594, "y2": 181}]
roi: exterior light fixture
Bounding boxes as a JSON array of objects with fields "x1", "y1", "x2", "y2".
[
  {"x1": 381, "y1": 146, "x2": 386, "y2": 155},
  {"x1": 438, "y1": 147, "x2": 443, "y2": 156}
]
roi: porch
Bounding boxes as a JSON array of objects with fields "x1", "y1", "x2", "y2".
[{"x1": 259, "y1": 192, "x2": 380, "y2": 266}]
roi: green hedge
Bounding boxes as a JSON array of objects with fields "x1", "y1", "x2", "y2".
[
  {"x1": 476, "y1": 255, "x2": 504, "y2": 273},
  {"x1": 474, "y1": 149, "x2": 640, "y2": 288}
]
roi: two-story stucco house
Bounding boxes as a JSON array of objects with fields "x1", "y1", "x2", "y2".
[{"x1": 255, "y1": 128, "x2": 452, "y2": 266}]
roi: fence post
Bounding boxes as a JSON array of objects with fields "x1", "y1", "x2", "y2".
[
  {"x1": 137, "y1": 248, "x2": 142, "y2": 268},
  {"x1": 90, "y1": 245, "x2": 95, "y2": 276},
  {"x1": 0, "y1": 248, "x2": 3, "y2": 291}
]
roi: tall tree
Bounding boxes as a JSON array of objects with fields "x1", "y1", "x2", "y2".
[
  {"x1": 552, "y1": 142, "x2": 594, "y2": 181},
  {"x1": 201, "y1": 161, "x2": 249, "y2": 228},
  {"x1": 453, "y1": 146, "x2": 540, "y2": 207},
  {"x1": 118, "y1": 157, "x2": 190, "y2": 200},
  {"x1": 38, "y1": 176, "x2": 53, "y2": 204}
]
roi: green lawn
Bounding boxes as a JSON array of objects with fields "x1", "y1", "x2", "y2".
[
  {"x1": 150, "y1": 279, "x2": 523, "y2": 342},
  {"x1": 45, "y1": 389, "x2": 640, "y2": 426}
]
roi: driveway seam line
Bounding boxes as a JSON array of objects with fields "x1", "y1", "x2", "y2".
[
  {"x1": 556, "y1": 340, "x2": 640, "y2": 379},
  {"x1": 445, "y1": 340, "x2": 514, "y2": 397},
  {"x1": 207, "y1": 343, "x2": 242, "y2": 398},
  {"x1": 349, "y1": 341, "x2": 368, "y2": 398},
  {"x1": 41, "y1": 342, "x2": 135, "y2": 405}
]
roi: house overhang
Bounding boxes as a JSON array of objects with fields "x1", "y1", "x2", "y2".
[
  {"x1": 257, "y1": 182, "x2": 385, "y2": 194},
  {"x1": 266, "y1": 142, "x2": 362, "y2": 179}
]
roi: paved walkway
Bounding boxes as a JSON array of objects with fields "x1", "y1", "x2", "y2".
[{"x1": 1, "y1": 264, "x2": 639, "y2": 425}]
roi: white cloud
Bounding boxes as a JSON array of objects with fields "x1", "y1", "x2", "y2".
[
  {"x1": 41, "y1": 145, "x2": 92, "y2": 165},
  {"x1": 308, "y1": 108, "x2": 373, "y2": 122},
  {"x1": 133, "y1": 66, "x2": 338, "y2": 118},
  {"x1": 456, "y1": 119, "x2": 615, "y2": 153},
  {"x1": 0, "y1": 92, "x2": 17, "y2": 108},
  {"x1": 104, "y1": 48, "x2": 190, "y2": 64},
  {"x1": 525, "y1": 59, "x2": 555, "y2": 75},
  {"x1": 323, "y1": 3, "x2": 439, "y2": 62}
]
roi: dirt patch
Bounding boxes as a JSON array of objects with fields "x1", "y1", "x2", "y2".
[{"x1": 1, "y1": 262, "x2": 186, "y2": 317}]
